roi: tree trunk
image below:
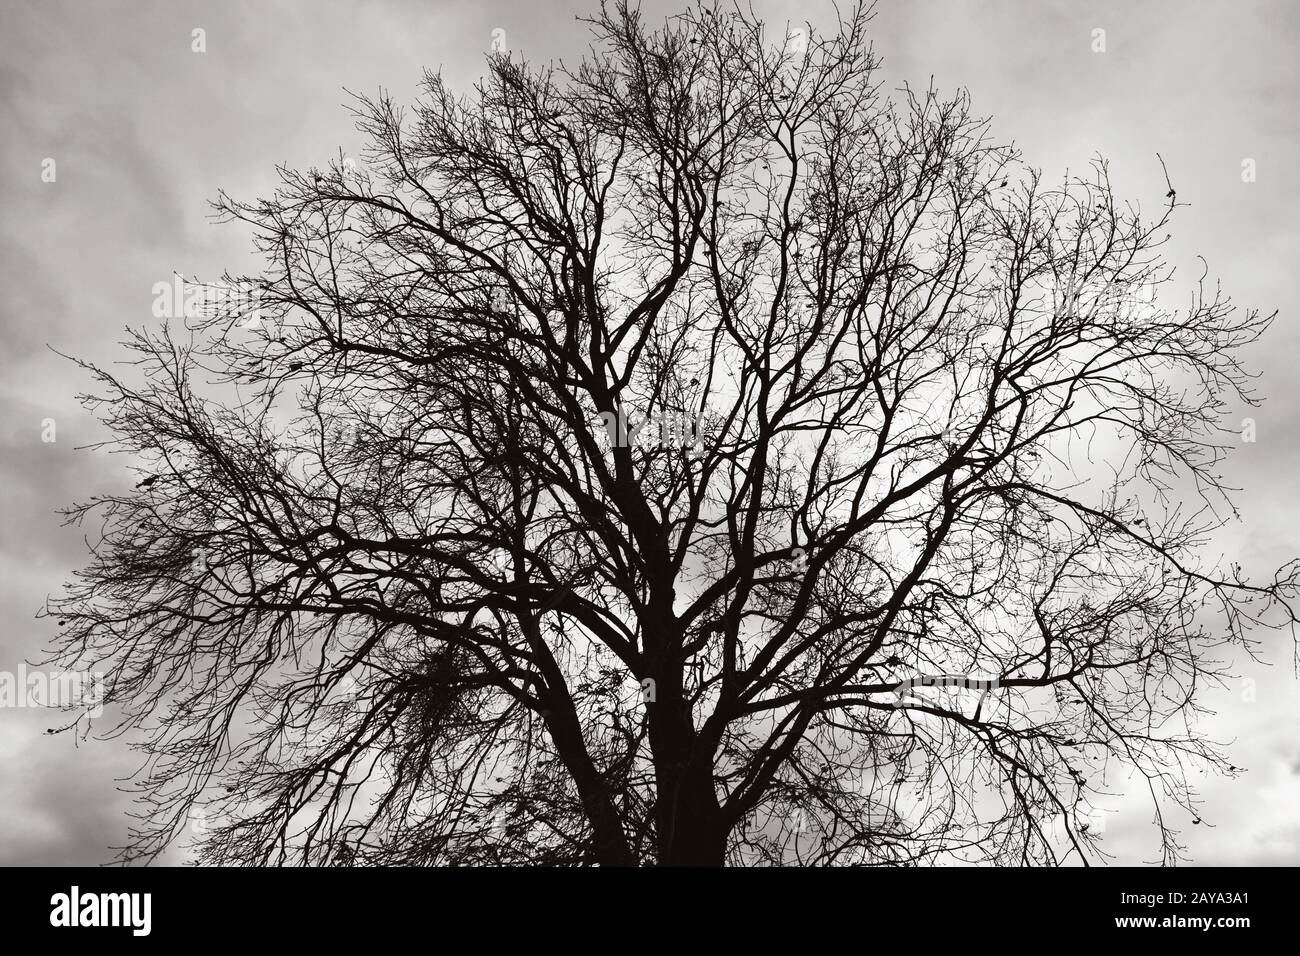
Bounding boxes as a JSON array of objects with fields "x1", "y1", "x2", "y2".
[
  {"x1": 650, "y1": 696, "x2": 726, "y2": 866},
  {"x1": 657, "y1": 761, "x2": 726, "y2": 866}
]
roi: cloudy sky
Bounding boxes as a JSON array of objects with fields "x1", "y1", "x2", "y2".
[{"x1": 2, "y1": 0, "x2": 1298, "y2": 865}]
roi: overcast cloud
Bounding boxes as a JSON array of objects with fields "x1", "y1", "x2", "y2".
[{"x1": 2, "y1": 0, "x2": 1297, "y2": 865}]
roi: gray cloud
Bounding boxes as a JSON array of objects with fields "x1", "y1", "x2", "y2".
[{"x1": 1, "y1": 0, "x2": 1297, "y2": 866}]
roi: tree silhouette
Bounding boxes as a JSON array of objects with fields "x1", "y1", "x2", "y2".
[{"x1": 46, "y1": 1, "x2": 1298, "y2": 866}]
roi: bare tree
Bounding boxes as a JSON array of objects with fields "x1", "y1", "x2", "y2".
[{"x1": 46, "y1": 1, "x2": 1297, "y2": 867}]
